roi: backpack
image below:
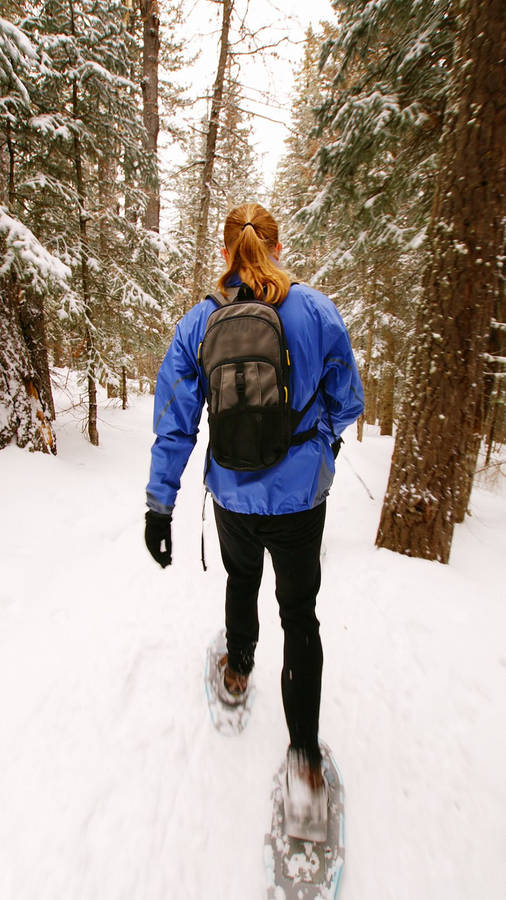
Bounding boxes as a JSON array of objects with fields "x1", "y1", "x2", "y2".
[{"x1": 198, "y1": 283, "x2": 319, "y2": 471}]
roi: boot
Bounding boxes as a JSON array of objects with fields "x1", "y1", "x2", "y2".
[
  {"x1": 217, "y1": 654, "x2": 249, "y2": 706},
  {"x1": 283, "y1": 747, "x2": 328, "y2": 842}
]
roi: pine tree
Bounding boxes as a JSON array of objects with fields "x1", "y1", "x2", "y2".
[
  {"x1": 309, "y1": 0, "x2": 456, "y2": 259},
  {"x1": 18, "y1": 0, "x2": 181, "y2": 441},
  {"x1": 0, "y1": 12, "x2": 69, "y2": 452},
  {"x1": 376, "y1": 0, "x2": 506, "y2": 563},
  {"x1": 273, "y1": 20, "x2": 422, "y2": 435},
  {"x1": 273, "y1": 25, "x2": 336, "y2": 285}
]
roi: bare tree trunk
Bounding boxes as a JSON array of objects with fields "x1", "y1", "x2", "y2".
[
  {"x1": 376, "y1": 0, "x2": 506, "y2": 563},
  {"x1": 52, "y1": 332, "x2": 65, "y2": 369},
  {"x1": 70, "y1": 0, "x2": 98, "y2": 446},
  {"x1": 454, "y1": 431, "x2": 482, "y2": 522},
  {"x1": 474, "y1": 296, "x2": 506, "y2": 468},
  {"x1": 484, "y1": 403, "x2": 497, "y2": 466},
  {"x1": 98, "y1": 152, "x2": 116, "y2": 258},
  {"x1": 379, "y1": 262, "x2": 398, "y2": 437},
  {"x1": 73, "y1": 122, "x2": 98, "y2": 446},
  {"x1": 121, "y1": 365, "x2": 128, "y2": 409},
  {"x1": 367, "y1": 377, "x2": 378, "y2": 425},
  {"x1": 379, "y1": 363, "x2": 395, "y2": 436},
  {"x1": 358, "y1": 300, "x2": 376, "y2": 440},
  {"x1": 140, "y1": 0, "x2": 160, "y2": 234},
  {"x1": 190, "y1": 0, "x2": 233, "y2": 308},
  {"x1": 124, "y1": 4, "x2": 139, "y2": 225}
]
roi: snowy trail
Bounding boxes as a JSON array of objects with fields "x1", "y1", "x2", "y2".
[{"x1": 1, "y1": 376, "x2": 505, "y2": 900}]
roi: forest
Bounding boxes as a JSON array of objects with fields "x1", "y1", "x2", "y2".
[
  {"x1": 1, "y1": 0, "x2": 505, "y2": 565},
  {"x1": 1, "y1": 4, "x2": 506, "y2": 899}
]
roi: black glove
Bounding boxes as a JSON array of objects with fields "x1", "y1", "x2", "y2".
[
  {"x1": 145, "y1": 509, "x2": 172, "y2": 568},
  {"x1": 331, "y1": 437, "x2": 343, "y2": 459}
]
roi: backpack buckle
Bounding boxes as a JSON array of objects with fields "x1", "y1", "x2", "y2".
[{"x1": 235, "y1": 368, "x2": 246, "y2": 394}]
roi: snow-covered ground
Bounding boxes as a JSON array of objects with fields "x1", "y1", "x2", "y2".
[{"x1": 1, "y1": 371, "x2": 505, "y2": 900}]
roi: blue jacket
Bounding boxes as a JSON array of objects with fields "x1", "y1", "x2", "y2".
[{"x1": 146, "y1": 280, "x2": 364, "y2": 516}]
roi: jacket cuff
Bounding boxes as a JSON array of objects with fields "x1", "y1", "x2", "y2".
[{"x1": 146, "y1": 493, "x2": 174, "y2": 516}]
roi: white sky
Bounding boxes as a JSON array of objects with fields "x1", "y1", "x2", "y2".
[{"x1": 166, "y1": 0, "x2": 337, "y2": 191}]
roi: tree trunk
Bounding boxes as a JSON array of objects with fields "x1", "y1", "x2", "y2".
[
  {"x1": 18, "y1": 288, "x2": 55, "y2": 420},
  {"x1": 376, "y1": 0, "x2": 506, "y2": 563},
  {"x1": 52, "y1": 319, "x2": 65, "y2": 369},
  {"x1": 5, "y1": 119, "x2": 15, "y2": 207},
  {"x1": 70, "y1": 0, "x2": 98, "y2": 446},
  {"x1": 5, "y1": 111, "x2": 55, "y2": 422},
  {"x1": 481, "y1": 298, "x2": 506, "y2": 461},
  {"x1": 124, "y1": 4, "x2": 139, "y2": 225},
  {"x1": 0, "y1": 273, "x2": 56, "y2": 453},
  {"x1": 121, "y1": 365, "x2": 128, "y2": 409},
  {"x1": 97, "y1": 153, "x2": 115, "y2": 258},
  {"x1": 359, "y1": 301, "x2": 376, "y2": 439},
  {"x1": 379, "y1": 262, "x2": 397, "y2": 437},
  {"x1": 0, "y1": 55, "x2": 56, "y2": 444},
  {"x1": 190, "y1": 0, "x2": 233, "y2": 308},
  {"x1": 366, "y1": 377, "x2": 378, "y2": 425},
  {"x1": 140, "y1": 0, "x2": 160, "y2": 234},
  {"x1": 454, "y1": 431, "x2": 482, "y2": 522},
  {"x1": 379, "y1": 363, "x2": 395, "y2": 436}
]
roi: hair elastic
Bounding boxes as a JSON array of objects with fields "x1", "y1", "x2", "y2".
[{"x1": 241, "y1": 222, "x2": 255, "y2": 231}]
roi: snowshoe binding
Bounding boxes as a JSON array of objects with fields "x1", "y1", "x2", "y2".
[{"x1": 204, "y1": 629, "x2": 255, "y2": 735}]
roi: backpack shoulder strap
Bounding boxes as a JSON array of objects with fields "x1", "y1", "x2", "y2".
[{"x1": 205, "y1": 286, "x2": 241, "y2": 307}]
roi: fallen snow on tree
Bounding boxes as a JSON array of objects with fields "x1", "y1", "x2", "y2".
[{"x1": 0, "y1": 206, "x2": 70, "y2": 290}]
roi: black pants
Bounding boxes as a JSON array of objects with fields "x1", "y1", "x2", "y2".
[{"x1": 213, "y1": 500, "x2": 326, "y2": 764}]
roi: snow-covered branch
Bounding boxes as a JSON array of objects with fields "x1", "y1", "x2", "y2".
[{"x1": 0, "y1": 206, "x2": 70, "y2": 291}]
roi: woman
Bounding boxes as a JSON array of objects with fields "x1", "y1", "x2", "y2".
[{"x1": 145, "y1": 202, "x2": 363, "y2": 839}]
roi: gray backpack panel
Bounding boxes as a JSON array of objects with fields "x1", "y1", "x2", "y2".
[{"x1": 200, "y1": 284, "x2": 317, "y2": 471}]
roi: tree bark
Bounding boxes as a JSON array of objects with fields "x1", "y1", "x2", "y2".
[
  {"x1": 5, "y1": 119, "x2": 15, "y2": 207},
  {"x1": 0, "y1": 273, "x2": 56, "y2": 453},
  {"x1": 73, "y1": 110, "x2": 98, "y2": 446},
  {"x1": 190, "y1": 0, "x2": 233, "y2": 308},
  {"x1": 454, "y1": 431, "x2": 482, "y2": 522},
  {"x1": 52, "y1": 332, "x2": 65, "y2": 369},
  {"x1": 376, "y1": 0, "x2": 506, "y2": 563},
  {"x1": 121, "y1": 365, "x2": 128, "y2": 409},
  {"x1": 358, "y1": 301, "x2": 376, "y2": 439},
  {"x1": 379, "y1": 363, "x2": 395, "y2": 436},
  {"x1": 1, "y1": 47, "x2": 56, "y2": 439},
  {"x1": 4, "y1": 97, "x2": 55, "y2": 423},
  {"x1": 70, "y1": 0, "x2": 98, "y2": 446},
  {"x1": 18, "y1": 288, "x2": 55, "y2": 420},
  {"x1": 479, "y1": 296, "x2": 506, "y2": 463},
  {"x1": 140, "y1": 0, "x2": 160, "y2": 234},
  {"x1": 123, "y1": 3, "x2": 139, "y2": 225},
  {"x1": 366, "y1": 377, "x2": 378, "y2": 425}
]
